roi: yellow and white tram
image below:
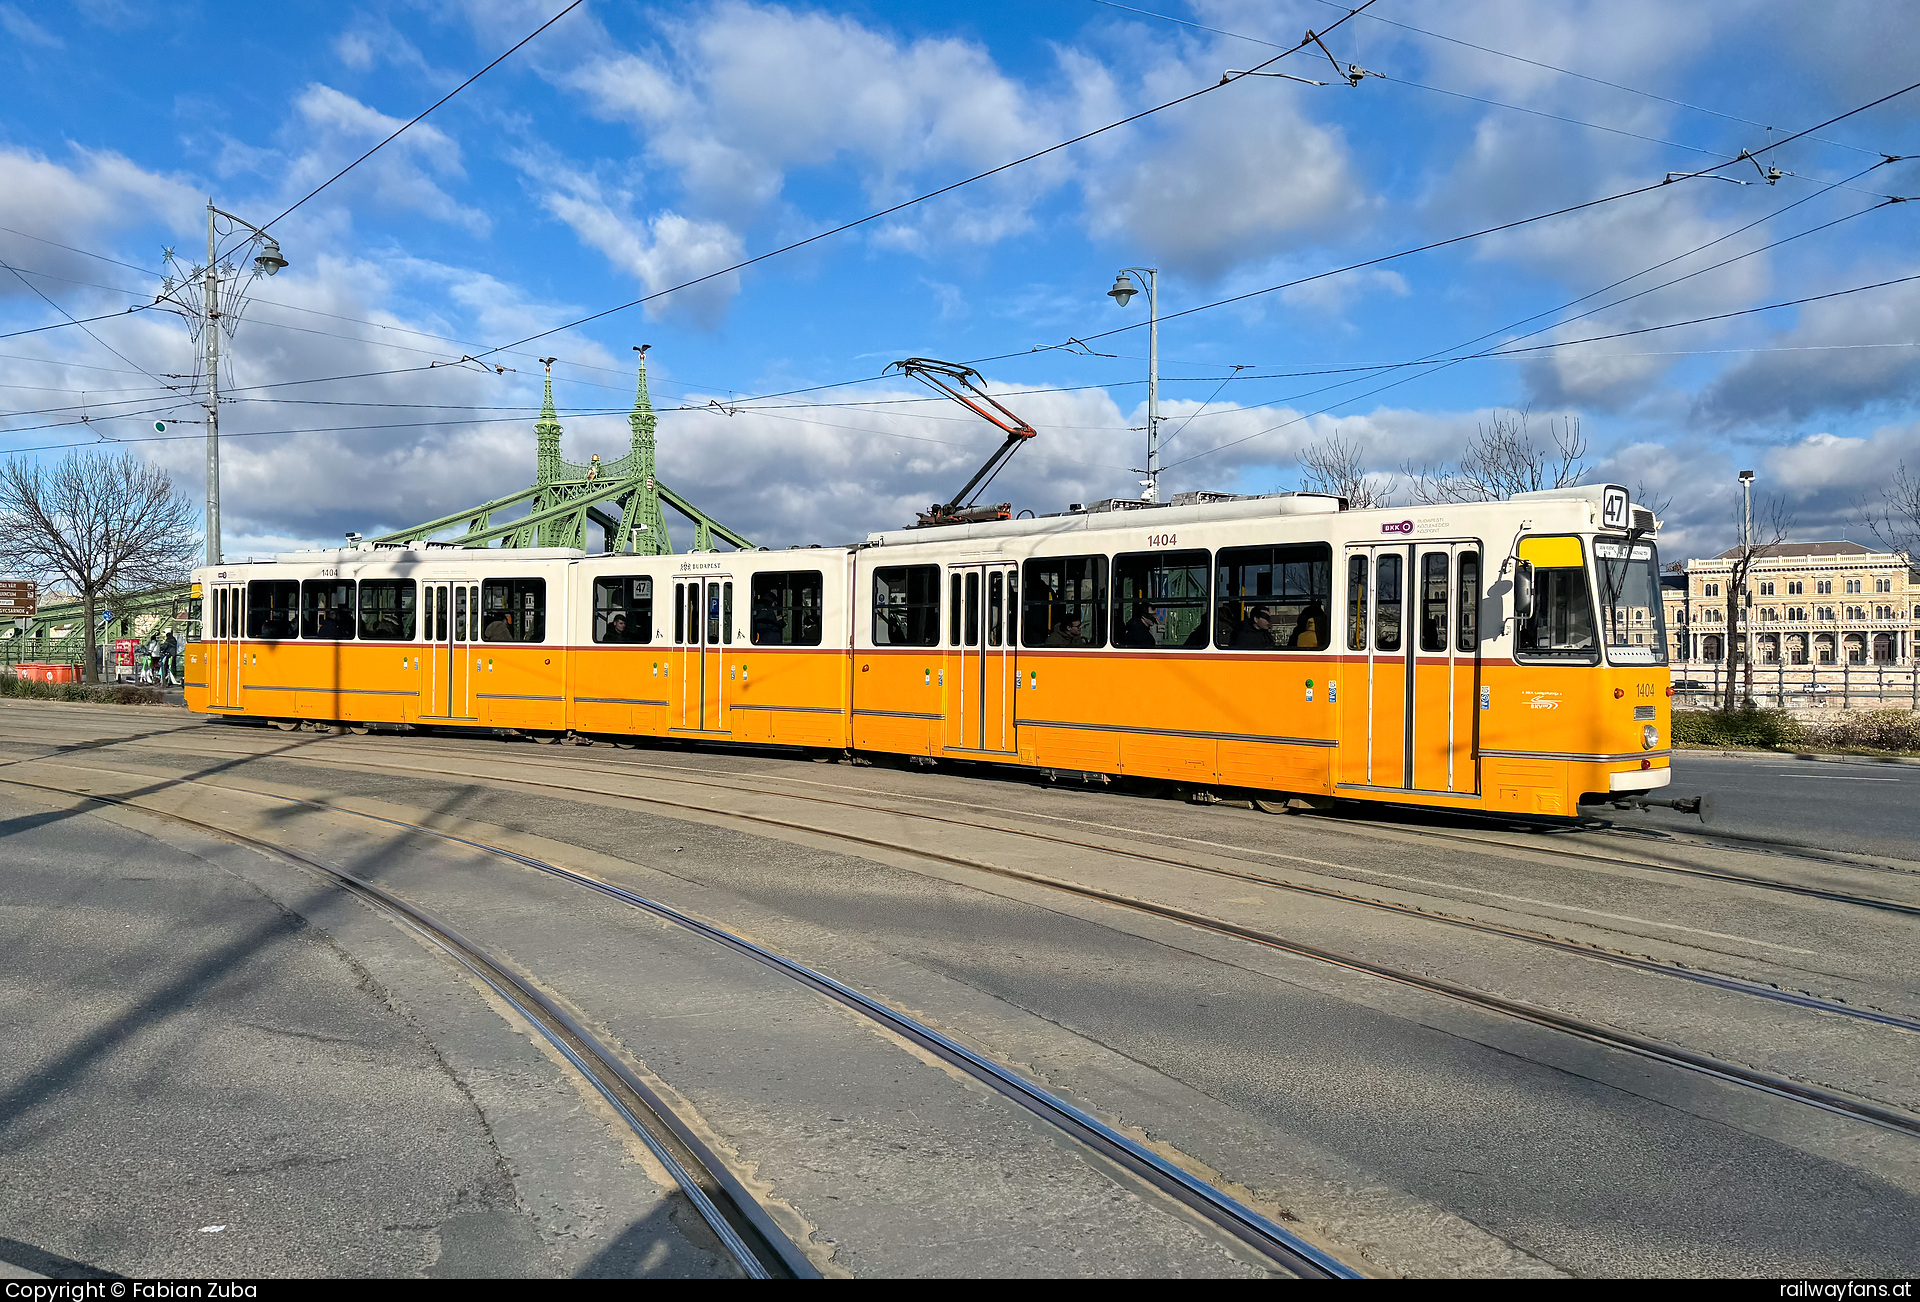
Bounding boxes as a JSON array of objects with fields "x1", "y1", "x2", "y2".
[{"x1": 184, "y1": 484, "x2": 1673, "y2": 817}]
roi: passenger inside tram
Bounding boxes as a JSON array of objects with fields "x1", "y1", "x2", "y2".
[
  {"x1": 605, "y1": 612, "x2": 631, "y2": 642},
  {"x1": 1233, "y1": 606, "x2": 1276, "y2": 649},
  {"x1": 1045, "y1": 615, "x2": 1087, "y2": 646},
  {"x1": 1291, "y1": 599, "x2": 1327, "y2": 649}
]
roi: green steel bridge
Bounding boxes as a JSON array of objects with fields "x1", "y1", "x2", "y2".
[{"x1": 3, "y1": 353, "x2": 751, "y2": 669}]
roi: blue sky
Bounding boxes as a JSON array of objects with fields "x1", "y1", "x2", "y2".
[{"x1": 1, "y1": 0, "x2": 1917, "y2": 559}]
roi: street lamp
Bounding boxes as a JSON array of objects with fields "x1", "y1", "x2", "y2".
[
  {"x1": 1108, "y1": 267, "x2": 1160, "y2": 503},
  {"x1": 160, "y1": 202, "x2": 292, "y2": 566}
]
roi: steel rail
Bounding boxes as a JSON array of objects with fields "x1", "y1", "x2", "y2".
[
  {"x1": 25, "y1": 744, "x2": 1917, "y2": 1145},
  {"x1": 201, "y1": 766, "x2": 1920, "y2": 1142},
  {"x1": 0, "y1": 759, "x2": 1354, "y2": 1278},
  {"x1": 0, "y1": 775, "x2": 819, "y2": 1281},
  {"x1": 17, "y1": 728, "x2": 1918, "y2": 1032}
]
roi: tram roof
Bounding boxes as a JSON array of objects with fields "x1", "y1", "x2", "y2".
[{"x1": 864, "y1": 492, "x2": 1347, "y2": 547}]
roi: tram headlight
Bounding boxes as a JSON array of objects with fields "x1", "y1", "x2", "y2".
[{"x1": 1642, "y1": 724, "x2": 1659, "y2": 750}]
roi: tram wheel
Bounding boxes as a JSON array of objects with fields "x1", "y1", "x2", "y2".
[
  {"x1": 529, "y1": 731, "x2": 559, "y2": 745},
  {"x1": 1253, "y1": 798, "x2": 1292, "y2": 815},
  {"x1": 270, "y1": 719, "x2": 298, "y2": 731},
  {"x1": 348, "y1": 724, "x2": 370, "y2": 735}
]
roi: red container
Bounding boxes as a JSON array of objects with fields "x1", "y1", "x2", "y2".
[{"x1": 13, "y1": 663, "x2": 79, "y2": 684}]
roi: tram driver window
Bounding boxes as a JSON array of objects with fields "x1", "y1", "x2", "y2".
[
  {"x1": 301, "y1": 579, "x2": 356, "y2": 640},
  {"x1": 1215, "y1": 544, "x2": 1331, "y2": 651},
  {"x1": 246, "y1": 580, "x2": 300, "y2": 639},
  {"x1": 750, "y1": 571, "x2": 824, "y2": 646},
  {"x1": 1113, "y1": 549, "x2": 1210, "y2": 649},
  {"x1": 481, "y1": 578, "x2": 546, "y2": 643},
  {"x1": 357, "y1": 580, "x2": 416, "y2": 641},
  {"x1": 1515, "y1": 536, "x2": 1598, "y2": 663},
  {"x1": 873, "y1": 566, "x2": 940, "y2": 645},
  {"x1": 1021, "y1": 555, "x2": 1107, "y2": 648},
  {"x1": 593, "y1": 575, "x2": 654, "y2": 643}
]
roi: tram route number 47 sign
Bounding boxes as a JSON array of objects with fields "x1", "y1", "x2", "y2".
[{"x1": 0, "y1": 579, "x2": 37, "y2": 619}]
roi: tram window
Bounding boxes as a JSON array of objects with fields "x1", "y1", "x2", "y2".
[
  {"x1": 454, "y1": 586, "x2": 469, "y2": 642},
  {"x1": 1515, "y1": 536, "x2": 1599, "y2": 663},
  {"x1": 246, "y1": 580, "x2": 300, "y2": 640},
  {"x1": 963, "y1": 572, "x2": 980, "y2": 646},
  {"x1": 706, "y1": 582, "x2": 722, "y2": 645},
  {"x1": 750, "y1": 571, "x2": 824, "y2": 646},
  {"x1": 185, "y1": 593, "x2": 203, "y2": 643},
  {"x1": 673, "y1": 583, "x2": 686, "y2": 644},
  {"x1": 949, "y1": 574, "x2": 962, "y2": 646},
  {"x1": 1374, "y1": 554, "x2": 1402, "y2": 652},
  {"x1": 357, "y1": 580, "x2": 416, "y2": 641},
  {"x1": 1347, "y1": 557, "x2": 1367, "y2": 650},
  {"x1": 987, "y1": 572, "x2": 1003, "y2": 647},
  {"x1": 299, "y1": 580, "x2": 355, "y2": 640},
  {"x1": 1215, "y1": 544, "x2": 1331, "y2": 651},
  {"x1": 1456, "y1": 552, "x2": 1480, "y2": 652},
  {"x1": 686, "y1": 583, "x2": 701, "y2": 645},
  {"x1": 1419, "y1": 554, "x2": 1448, "y2": 652},
  {"x1": 1022, "y1": 555, "x2": 1107, "y2": 648},
  {"x1": 874, "y1": 565, "x2": 939, "y2": 646},
  {"x1": 1112, "y1": 550, "x2": 1209, "y2": 649},
  {"x1": 723, "y1": 582, "x2": 733, "y2": 645},
  {"x1": 593, "y1": 576, "x2": 653, "y2": 643},
  {"x1": 213, "y1": 590, "x2": 227, "y2": 639},
  {"x1": 1006, "y1": 570, "x2": 1017, "y2": 644},
  {"x1": 1594, "y1": 537, "x2": 1668, "y2": 666},
  {"x1": 428, "y1": 587, "x2": 446, "y2": 642},
  {"x1": 480, "y1": 578, "x2": 546, "y2": 643}
]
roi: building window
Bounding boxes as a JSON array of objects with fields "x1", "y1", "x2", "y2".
[
  {"x1": 1817, "y1": 579, "x2": 1832, "y2": 594},
  {"x1": 1787, "y1": 580, "x2": 1803, "y2": 595},
  {"x1": 1846, "y1": 578, "x2": 1862, "y2": 594},
  {"x1": 1759, "y1": 581, "x2": 1774, "y2": 596},
  {"x1": 1876, "y1": 577, "x2": 1892, "y2": 593},
  {"x1": 1787, "y1": 606, "x2": 1805, "y2": 621},
  {"x1": 1703, "y1": 582, "x2": 1720, "y2": 597}
]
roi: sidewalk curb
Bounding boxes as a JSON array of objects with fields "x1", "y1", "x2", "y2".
[{"x1": 1678, "y1": 746, "x2": 1920, "y2": 766}]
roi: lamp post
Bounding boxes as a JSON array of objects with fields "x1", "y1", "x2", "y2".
[
  {"x1": 162, "y1": 201, "x2": 289, "y2": 567},
  {"x1": 1107, "y1": 267, "x2": 1159, "y2": 503},
  {"x1": 1739, "y1": 468, "x2": 1756, "y2": 705}
]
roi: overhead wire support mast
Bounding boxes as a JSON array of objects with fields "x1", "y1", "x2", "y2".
[{"x1": 887, "y1": 358, "x2": 1037, "y2": 527}]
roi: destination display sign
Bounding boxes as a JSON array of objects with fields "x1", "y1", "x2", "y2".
[{"x1": 0, "y1": 579, "x2": 37, "y2": 617}]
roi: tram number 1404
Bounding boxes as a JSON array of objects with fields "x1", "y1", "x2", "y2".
[{"x1": 1146, "y1": 533, "x2": 1178, "y2": 547}]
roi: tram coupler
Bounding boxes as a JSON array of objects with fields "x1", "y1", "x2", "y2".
[{"x1": 1604, "y1": 793, "x2": 1713, "y2": 822}]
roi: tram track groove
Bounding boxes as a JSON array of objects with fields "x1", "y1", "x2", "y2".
[
  {"x1": 0, "y1": 775, "x2": 814, "y2": 1280},
  {"x1": 40, "y1": 731, "x2": 1916, "y2": 1029},
  {"x1": 0, "y1": 765, "x2": 1355, "y2": 1279},
  {"x1": 8, "y1": 750, "x2": 1918, "y2": 1144}
]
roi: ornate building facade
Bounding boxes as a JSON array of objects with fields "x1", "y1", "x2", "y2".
[{"x1": 1669, "y1": 541, "x2": 1919, "y2": 666}]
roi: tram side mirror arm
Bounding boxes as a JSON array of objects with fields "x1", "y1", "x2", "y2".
[{"x1": 1512, "y1": 560, "x2": 1536, "y2": 621}]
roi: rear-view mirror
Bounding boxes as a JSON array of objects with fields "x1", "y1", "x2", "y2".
[{"x1": 1513, "y1": 559, "x2": 1536, "y2": 620}]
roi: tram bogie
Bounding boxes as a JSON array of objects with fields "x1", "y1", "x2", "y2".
[{"x1": 183, "y1": 486, "x2": 1671, "y2": 818}]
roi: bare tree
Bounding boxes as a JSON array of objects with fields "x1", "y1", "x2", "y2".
[
  {"x1": 0, "y1": 451, "x2": 199, "y2": 683},
  {"x1": 1402, "y1": 409, "x2": 1588, "y2": 505},
  {"x1": 1719, "y1": 491, "x2": 1794, "y2": 714},
  {"x1": 1296, "y1": 429, "x2": 1393, "y2": 508},
  {"x1": 1857, "y1": 460, "x2": 1920, "y2": 559}
]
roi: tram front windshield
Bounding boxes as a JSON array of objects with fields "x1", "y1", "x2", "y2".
[{"x1": 1593, "y1": 537, "x2": 1668, "y2": 665}]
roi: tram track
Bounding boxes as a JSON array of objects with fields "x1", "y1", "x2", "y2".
[
  {"x1": 0, "y1": 765, "x2": 1355, "y2": 1279},
  {"x1": 7, "y1": 741, "x2": 1918, "y2": 1144}
]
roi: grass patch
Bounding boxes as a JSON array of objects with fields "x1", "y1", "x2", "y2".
[{"x1": 0, "y1": 669, "x2": 169, "y2": 706}]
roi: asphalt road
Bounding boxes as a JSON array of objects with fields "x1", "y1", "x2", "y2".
[
  {"x1": 4, "y1": 705, "x2": 1917, "y2": 1278},
  {"x1": 1612, "y1": 752, "x2": 1920, "y2": 859},
  {"x1": 0, "y1": 784, "x2": 734, "y2": 1279}
]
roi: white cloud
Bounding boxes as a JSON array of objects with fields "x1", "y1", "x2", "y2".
[
  {"x1": 1, "y1": 4, "x2": 62, "y2": 48},
  {"x1": 1694, "y1": 270, "x2": 1920, "y2": 424},
  {"x1": 271, "y1": 85, "x2": 489, "y2": 235}
]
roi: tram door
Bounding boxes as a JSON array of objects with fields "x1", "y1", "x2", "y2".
[
  {"x1": 672, "y1": 576, "x2": 732, "y2": 733},
  {"x1": 1341, "y1": 543, "x2": 1481, "y2": 793},
  {"x1": 209, "y1": 581, "x2": 245, "y2": 709},
  {"x1": 942, "y1": 564, "x2": 1018, "y2": 754},
  {"x1": 423, "y1": 581, "x2": 478, "y2": 720},
  {"x1": 1410, "y1": 544, "x2": 1482, "y2": 795},
  {"x1": 1340, "y1": 545, "x2": 1411, "y2": 789}
]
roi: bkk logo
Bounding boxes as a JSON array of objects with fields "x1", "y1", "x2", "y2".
[{"x1": 1381, "y1": 520, "x2": 1414, "y2": 534}]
